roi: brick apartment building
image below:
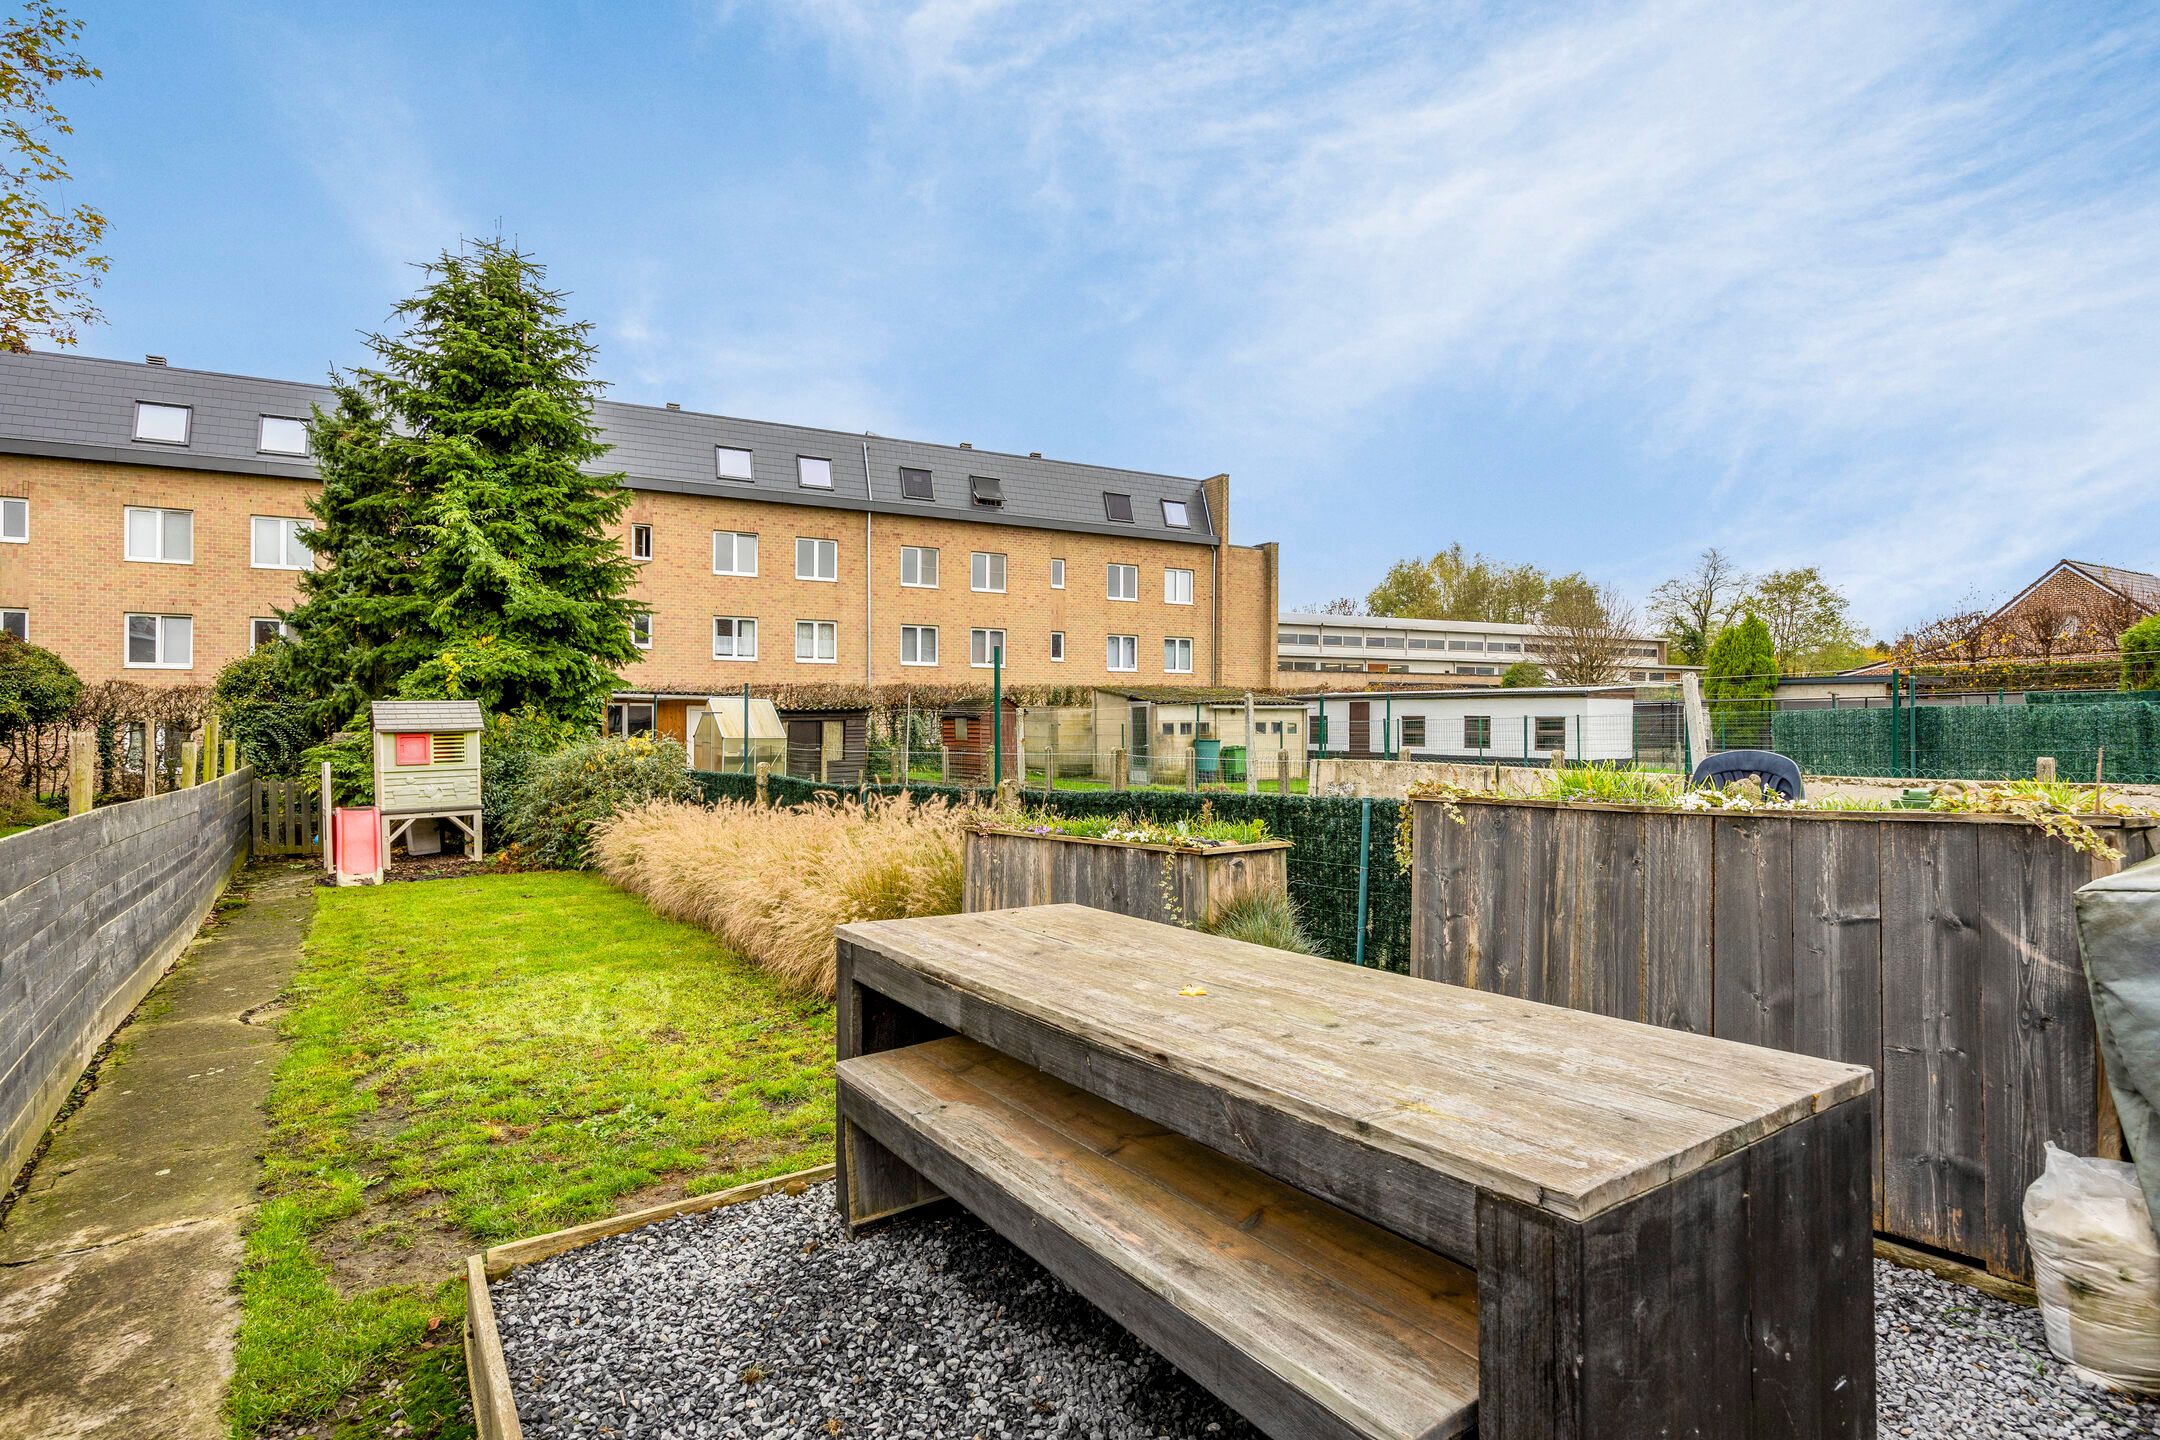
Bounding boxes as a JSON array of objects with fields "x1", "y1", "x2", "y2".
[{"x1": 0, "y1": 352, "x2": 1281, "y2": 724}]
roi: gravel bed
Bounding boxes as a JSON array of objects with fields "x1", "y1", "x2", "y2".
[{"x1": 494, "y1": 1182, "x2": 2160, "y2": 1439}]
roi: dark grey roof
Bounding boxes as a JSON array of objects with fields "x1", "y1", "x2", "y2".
[
  {"x1": 0, "y1": 351, "x2": 1219, "y2": 546},
  {"x1": 371, "y1": 699, "x2": 484, "y2": 731}
]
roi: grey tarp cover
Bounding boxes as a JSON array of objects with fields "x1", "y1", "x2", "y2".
[{"x1": 2079, "y1": 854, "x2": 2160, "y2": 1235}]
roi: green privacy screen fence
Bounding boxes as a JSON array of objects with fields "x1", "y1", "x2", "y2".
[
  {"x1": 691, "y1": 771, "x2": 1415, "y2": 973},
  {"x1": 1770, "y1": 697, "x2": 2160, "y2": 783}
]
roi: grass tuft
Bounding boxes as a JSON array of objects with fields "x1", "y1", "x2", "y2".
[{"x1": 593, "y1": 795, "x2": 968, "y2": 996}]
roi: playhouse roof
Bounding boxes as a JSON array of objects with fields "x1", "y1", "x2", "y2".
[{"x1": 371, "y1": 700, "x2": 484, "y2": 732}]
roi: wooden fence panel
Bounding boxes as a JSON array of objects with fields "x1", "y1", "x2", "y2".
[
  {"x1": 1711, "y1": 816, "x2": 1796, "y2": 1050},
  {"x1": 1978, "y1": 827, "x2": 2096, "y2": 1280},
  {"x1": 1410, "y1": 799, "x2": 2154, "y2": 1280},
  {"x1": 1880, "y1": 822, "x2": 1987, "y2": 1260},
  {"x1": 253, "y1": 779, "x2": 323, "y2": 858}
]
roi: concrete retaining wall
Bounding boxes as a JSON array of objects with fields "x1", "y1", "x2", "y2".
[{"x1": 0, "y1": 770, "x2": 254, "y2": 1185}]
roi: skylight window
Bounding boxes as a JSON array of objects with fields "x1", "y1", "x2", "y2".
[
  {"x1": 715, "y1": 446, "x2": 754, "y2": 481},
  {"x1": 1161, "y1": 499, "x2": 1189, "y2": 528},
  {"x1": 798, "y1": 456, "x2": 833, "y2": 489},
  {"x1": 133, "y1": 402, "x2": 191, "y2": 445},
  {"x1": 900, "y1": 467, "x2": 934, "y2": 501},
  {"x1": 1103, "y1": 492, "x2": 1134, "y2": 523},
  {"x1": 969, "y1": 475, "x2": 1004, "y2": 508},
  {"x1": 258, "y1": 416, "x2": 309, "y2": 456}
]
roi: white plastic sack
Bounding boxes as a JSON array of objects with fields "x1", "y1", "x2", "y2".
[{"x1": 2024, "y1": 1143, "x2": 2160, "y2": 1394}]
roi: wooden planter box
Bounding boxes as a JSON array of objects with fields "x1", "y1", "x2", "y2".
[
  {"x1": 963, "y1": 826, "x2": 1290, "y2": 928},
  {"x1": 1408, "y1": 794, "x2": 2159, "y2": 1282}
]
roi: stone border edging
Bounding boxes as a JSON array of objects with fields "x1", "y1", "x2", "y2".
[{"x1": 461, "y1": 1162, "x2": 839, "y2": 1440}]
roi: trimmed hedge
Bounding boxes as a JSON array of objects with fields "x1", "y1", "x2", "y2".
[
  {"x1": 1772, "y1": 699, "x2": 2160, "y2": 782},
  {"x1": 687, "y1": 771, "x2": 1412, "y2": 972}
]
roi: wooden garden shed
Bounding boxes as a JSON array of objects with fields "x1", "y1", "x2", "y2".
[
  {"x1": 779, "y1": 705, "x2": 869, "y2": 785},
  {"x1": 371, "y1": 699, "x2": 484, "y2": 857}
]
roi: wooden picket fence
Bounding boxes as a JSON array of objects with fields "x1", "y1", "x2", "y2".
[{"x1": 253, "y1": 778, "x2": 323, "y2": 857}]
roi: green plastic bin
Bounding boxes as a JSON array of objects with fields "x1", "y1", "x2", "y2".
[
  {"x1": 1194, "y1": 737, "x2": 1222, "y2": 780},
  {"x1": 1220, "y1": 745, "x2": 1247, "y2": 782}
]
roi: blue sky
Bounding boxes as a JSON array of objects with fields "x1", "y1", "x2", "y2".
[{"x1": 56, "y1": 1, "x2": 2160, "y2": 635}]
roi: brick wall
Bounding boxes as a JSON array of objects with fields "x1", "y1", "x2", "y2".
[{"x1": 2, "y1": 455, "x2": 1281, "y2": 693}]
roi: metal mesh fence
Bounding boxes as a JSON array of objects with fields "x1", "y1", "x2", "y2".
[
  {"x1": 686, "y1": 769, "x2": 1412, "y2": 972},
  {"x1": 1767, "y1": 696, "x2": 2160, "y2": 783}
]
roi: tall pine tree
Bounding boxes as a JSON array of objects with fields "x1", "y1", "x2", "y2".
[{"x1": 286, "y1": 240, "x2": 638, "y2": 728}]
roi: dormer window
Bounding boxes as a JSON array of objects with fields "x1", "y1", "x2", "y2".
[
  {"x1": 258, "y1": 416, "x2": 309, "y2": 456},
  {"x1": 715, "y1": 446, "x2": 754, "y2": 481},
  {"x1": 900, "y1": 467, "x2": 933, "y2": 501},
  {"x1": 969, "y1": 475, "x2": 1004, "y2": 508},
  {"x1": 1103, "y1": 492, "x2": 1134, "y2": 523},
  {"x1": 133, "y1": 402, "x2": 191, "y2": 445},
  {"x1": 798, "y1": 456, "x2": 833, "y2": 489},
  {"x1": 1161, "y1": 499, "x2": 1189, "y2": 528}
]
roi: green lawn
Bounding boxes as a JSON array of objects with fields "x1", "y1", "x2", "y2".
[{"x1": 230, "y1": 872, "x2": 836, "y2": 1439}]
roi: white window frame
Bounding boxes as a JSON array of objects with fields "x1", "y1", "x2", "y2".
[
  {"x1": 900, "y1": 624, "x2": 939, "y2": 666},
  {"x1": 132, "y1": 402, "x2": 191, "y2": 446},
  {"x1": 250, "y1": 617, "x2": 293, "y2": 651},
  {"x1": 125, "y1": 506, "x2": 194, "y2": 564},
  {"x1": 970, "y1": 552, "x2": 1006, "y2": 593},
  {"x1": 796, "y1": 537, "x2": 838, "y2": 582},
  {"x1": 258, "y1": 415, "x2": 309, "y2": 456},
  {"x1": 1107, "y1": 563, "x2": 1139, "y2": 602},
  {"x1": 1049, "y1": 631, "x2": 1065, "y2": 662},
  {"x1": 715, "y1": 446, "x2": 755, "y2": 482},
  {"x1": 970, "y1": 628, "x2": 1006, "y2": 668},
  {"x1": 712, "y1": 616, "x2": 757, "y2": 660},
  {"x1": 2, "y1": 608, "x2": 27, "y2": 641},
  {"x1": 250, "y1": 515, "x2": 312, "y2": 570},
  {"x1": 1049, "y1": 558, "x2": 1065, "y2": 589},
  {"x1": 712, "y1": 530, "x2": 759, "y2": 576},
  {"x1": 900, "y1": 545, "x2": 939, "y2": 588},
  {"x1": 630, "y1": 611, "x2": 653, "y2": 649},
  {"x1": 1, "y1": 496, "x2": 27, "y2": 543},
  {"x1": 1164, "y1": 637, "x2": 1193, "y2": 674},
  {"x1": 795, "y1": 619, "x2": 838, "y2": 664},
  {"x1": 1161, "y1": 499, "x2": 1190, "y2": 528},
  {"x1": 1164, "y1": 568, "x2": 1194, "y2": 606},
  {"x1": 1106, "y1": 634, "x2": 1138, "y2": 672},
  {"x1": 631, "y1": 522, "x2": 653, "y2": 561},
  {"x1": 797, "y1": 455, "x2": 833, "y2": 490},
  {"x1": 125, "y1": 612, "x2": 193, "y2": 669}
]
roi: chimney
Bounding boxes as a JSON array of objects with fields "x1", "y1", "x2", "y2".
[
  {"x1": 144, "y1": 355, "x2": 167, "y2": 367},
  {"x1": 1029, "y1": 451, "x2": 1042, "y2": 458},
  {"x1": 665, "y1": 402, "x2": 681, "y2": 411},
  {"x1": 959, "y1": 442, "x2": 972, "y2": 450}
]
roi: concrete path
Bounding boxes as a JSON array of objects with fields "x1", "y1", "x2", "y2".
[{"x1": 0, "y1": 864, "x2": 317, "y2": 1439}]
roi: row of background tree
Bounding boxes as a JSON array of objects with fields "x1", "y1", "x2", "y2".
[{"x1": 1311, "y1": 544, "x2": 1876, "y2": 686}]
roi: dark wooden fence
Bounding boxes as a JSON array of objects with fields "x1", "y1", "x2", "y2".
[
  {"x1": 253, "y1": 777, "x2": 323, "y2": 857},
  {"x1": 1408, "y1": 796, "x2": 2158, "y2": 1281},
  {"x1": 0, "y1": 770, "x2": 254, "y2": 1185}
]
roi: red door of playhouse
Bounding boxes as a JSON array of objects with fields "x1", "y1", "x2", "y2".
[{"x1": 333, "y1": 806, "x2": 381, "y2": 880}]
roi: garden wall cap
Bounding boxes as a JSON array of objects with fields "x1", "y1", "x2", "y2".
[{"x1": 370, "y1": 700, "x2": 484, "y2": 731}]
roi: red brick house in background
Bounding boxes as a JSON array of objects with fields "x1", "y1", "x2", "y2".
[{"x1": 1861, "y1": 558, "x2": 2160, "y2": 683}]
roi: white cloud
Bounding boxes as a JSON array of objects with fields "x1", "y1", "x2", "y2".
[{"x1": 765, "y1": 0, "x2": 2160, "y2": 629}]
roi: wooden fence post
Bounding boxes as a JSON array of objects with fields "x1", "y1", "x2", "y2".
[
  {"x1": 142, "y1": 725, "x2": 158, "y2": 798},
  {"x1": 1185, "y1": 751, "x2": 1198, "y2": 792},
  {"x1": 2035, "y1": 756, "x2": 2057, "y2": 782},
  {"x1": 223, "y1": 738, "x2": 237, "y2": 775},
  {"x1": 996, "y1": 778, "x2": 1020, "y2": 811},
  {"x1": 1277, "y1": 749, "x2": 1289, "y2": 794},
  {"x1": 202, "y1": 714, "x2": 222, "y2": 783},
  {"x1": 179, "y1": 741, "x2": 200, "y2": 789},
  {"x1": 68, "y1": 729, "x2": 94, "y2": 815},
  {"x1": 1111, "y1": 748, "x2": 1127, "y2": 791},
  {"x1": 1045, "y1": 752, "x2": 1058, "y2": 793}
]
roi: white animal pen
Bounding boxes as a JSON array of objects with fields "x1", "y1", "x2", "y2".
[
  {"x1": 1307, "y1": 687, "x2": 1642, "y2": 764},
  {"x1": 371, "y1": 699, "x2": 484, "y2": 857}
]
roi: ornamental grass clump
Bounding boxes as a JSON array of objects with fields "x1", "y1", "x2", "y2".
[{"x1": 592, "y1": 793, "x2": 967, "y2": 995}]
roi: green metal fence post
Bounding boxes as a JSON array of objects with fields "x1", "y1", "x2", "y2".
[
  {"x1": 991, "y1": 647, "x2": 1004, "y2": 791},
  {"x1": 741, "y1": 682, "x2": 751, "y2": 775},
  {"x1": 1353, "y1": 798, "x2": 1372, "y2": 968},
  {"x1": 1889, "y1": 670, "x2": 1901, "y2": 779}
]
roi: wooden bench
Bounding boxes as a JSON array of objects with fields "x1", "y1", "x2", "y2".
[{"x1": 835, "y1": 905, "x2": 1877, "y2": 1440}]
